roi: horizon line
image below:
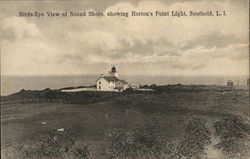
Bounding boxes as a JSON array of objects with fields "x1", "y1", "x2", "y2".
[{"x1": 1, "y1": 74, "x2": 249, "y2": 77}]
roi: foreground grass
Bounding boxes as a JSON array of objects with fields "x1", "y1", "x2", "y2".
[
  {"x1": 1, "y1": 88, "x2": 249, "y2": 159},
  {"x1": 214, "y1": 115, "x2": 250, "y2": 158}
]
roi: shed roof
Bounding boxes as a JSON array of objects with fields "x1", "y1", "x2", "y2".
[{"x1": 120, "y1": 80, "x2": 128, "y2": 84}]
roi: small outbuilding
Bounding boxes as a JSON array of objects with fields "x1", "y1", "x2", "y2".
[{"x1": 227, "y1": 80, "x2": 234, "y2": 86}]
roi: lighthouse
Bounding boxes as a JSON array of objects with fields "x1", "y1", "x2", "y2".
[
  {"x1": 96, "y1": 66, "x2": 128, "y2": 92},
  {"x1": 108, "y1": 66, "x2": 119, "y2": 77}
]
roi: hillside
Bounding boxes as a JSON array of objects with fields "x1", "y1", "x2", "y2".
[{"x1": 1, "y1": 85, "x2": 249, "y2": 159}]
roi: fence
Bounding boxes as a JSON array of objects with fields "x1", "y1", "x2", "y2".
[
  {"x1": 0, "y1": 90, "x2": 158, "y2": 106},
  {"x1": 1, "y1": 94, "x2": 116, "y2": 106}
]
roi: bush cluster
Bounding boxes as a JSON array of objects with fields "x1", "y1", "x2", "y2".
[
  {"x1": 101, "y1": 117, "x2": 211, "y2": 159},
  {"x1": 14, "y1": 118, "x2": 213, "y2": 159},
  {"x1": 101, "y1": 119, "x2": 166, "y2": 159},
  {"x1": 214, "y1": 115, "x2": 250, "y2": 158},
  {"x1": 16, "y1": 126, "x2": 91, "y2": 159},
  {"x1": 178, "y1": 117, "x2": 211, "y2": 159},
  {"x1": 18, "y1": 128, "x2": 75, "y2": 159}
]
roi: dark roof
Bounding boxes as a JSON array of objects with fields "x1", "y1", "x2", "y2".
[
  {"x1": 97, "y1": 76, "x2": 120, "y2": 82},
  {"x1": 97, "y1": 76, "x2": 128, "y2": 84},
  {"x1": 104, "y1": 76, "x2": 120, "y2": 82}
]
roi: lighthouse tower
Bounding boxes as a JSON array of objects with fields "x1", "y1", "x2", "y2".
[{"x1": 108, "y1": 66, "x2": 119, "y2": 77}]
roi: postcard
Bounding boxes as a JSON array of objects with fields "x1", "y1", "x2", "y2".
[{"x1": 1, "y1": 0, "x2": 249, "y2": 159}]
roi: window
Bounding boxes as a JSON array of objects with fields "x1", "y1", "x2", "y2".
[
  {"x1": 99, "y1": 81, "x2": 101, "y2": 84},
  {"x1": 99, "y1": 86, "x2": 101, "y2": 89}
]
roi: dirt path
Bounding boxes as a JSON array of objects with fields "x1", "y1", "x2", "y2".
[{"x1": 205, "y1": 119, "x2": 223, "y2": 159}]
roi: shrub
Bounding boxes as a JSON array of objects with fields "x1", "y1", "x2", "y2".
[
  {"x1": 70, "y1": 144, "x2": 90, "y2": 159},
  {"x1": 214, "y1": 115, "x2": 250, "y2": 157},
  {"x1": 178, "y1": 117, "x2": 211, "y2": 159},
  {"x1": 101, "y1": 119, "x2": 166, "y2": 159},
  {"x1": 19, "y1": 127, "x2": 75, "y2": 159},
  {"x1": 101, "y1": 117, "x2": 212, "y2": 159},
  {"x1": 133, "y1": 119, "x2": 165, "y2": 154}
]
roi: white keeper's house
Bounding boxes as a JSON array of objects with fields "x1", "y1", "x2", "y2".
[{"x1": 96, "y1": 66, "x2": 129, "y2": 92}]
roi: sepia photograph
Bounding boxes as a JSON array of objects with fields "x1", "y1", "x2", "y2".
[{"x1": 0, "y1": 0, "x2": 249, "y2": 159}]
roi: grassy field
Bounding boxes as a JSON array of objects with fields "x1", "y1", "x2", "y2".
[{"x1": 1, "y1": 86, "x2": 250, "y2": 159}]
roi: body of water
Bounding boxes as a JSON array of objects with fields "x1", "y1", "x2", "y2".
[{"x1": 1, "y1": 75, "x2": 248, "y2": 96}]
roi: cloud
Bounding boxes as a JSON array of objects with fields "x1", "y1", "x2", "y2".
[
  {"x1": 0, "y1": 0, "x2": 249, "y2": 76},
  {"x1": 181, "y1": 31, "x2": 245, "y2": 50},
  {"x1": 1, "y1": 17, "x2": 41, "y2": 40}
]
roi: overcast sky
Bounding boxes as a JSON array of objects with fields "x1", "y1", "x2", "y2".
[{"x1": 0, "y1": 0, "x2": 249, "y2": 76}]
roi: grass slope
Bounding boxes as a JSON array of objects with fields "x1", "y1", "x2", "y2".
[{"x1": 1, "y1": 86, "x2": 249, "y2": 159}]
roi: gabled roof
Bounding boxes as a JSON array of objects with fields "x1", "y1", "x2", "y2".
[
  {"x1": 97, "y1": 76, "x2": 128, "y2": 84},
  {"x1": 104, "y1": 76, "x2": 120, "y2": 82},
  {"x1": 97, "y1": 76, "x2": 120, "y2": 82}
]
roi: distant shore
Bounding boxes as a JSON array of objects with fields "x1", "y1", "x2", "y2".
[
  {"x1": 1, "y1": 75, "x2": 248, "y2": 96},
  {"x1": 1, "y1": 84, "x2": 248, "y2": 106}
]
